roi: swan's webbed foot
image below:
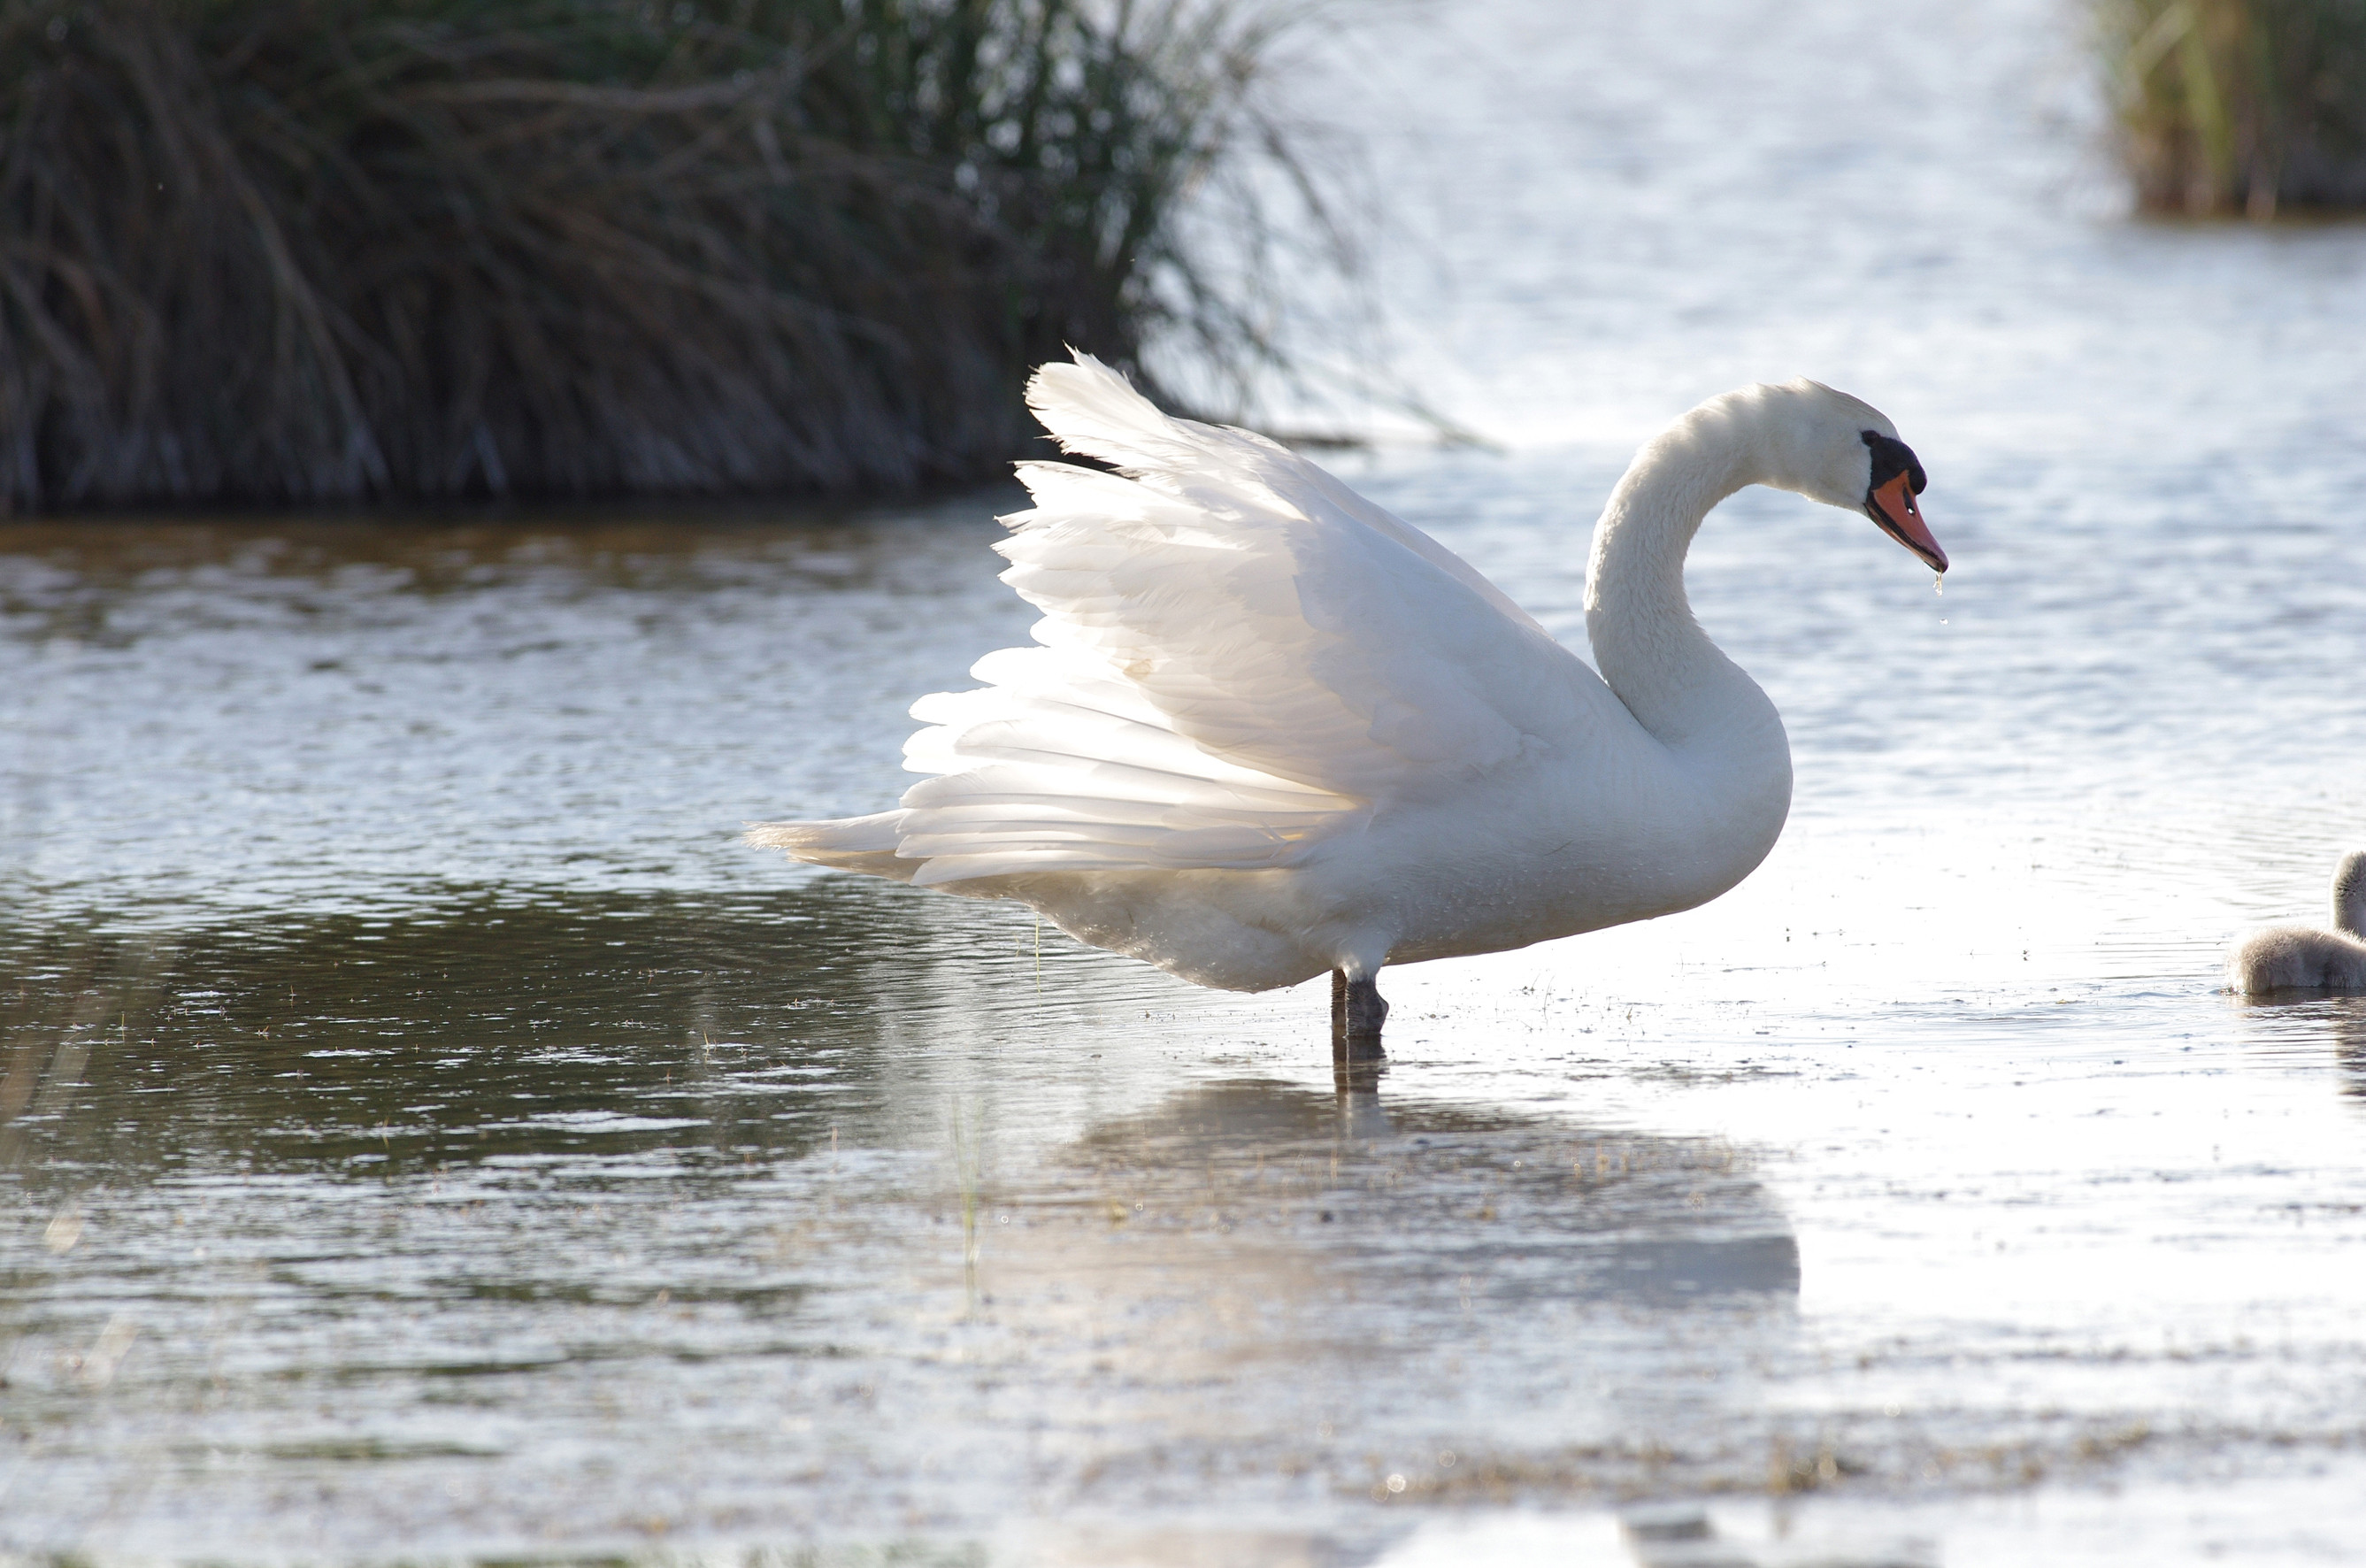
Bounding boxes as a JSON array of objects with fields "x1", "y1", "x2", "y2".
[{"x1": 1331, "y1": 968, "x2": 1387, "y2": 1060}]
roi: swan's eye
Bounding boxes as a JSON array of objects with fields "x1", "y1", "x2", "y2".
[{"x1": 1859, "y1": 430, "x2": 1927, "y2": 498}]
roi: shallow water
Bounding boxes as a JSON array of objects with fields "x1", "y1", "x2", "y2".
[{"x1": 8, "y1": 0, "x2": 2366, "y2": 1563}]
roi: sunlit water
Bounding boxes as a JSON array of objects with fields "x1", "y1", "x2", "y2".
[{"x1": 7, "y1": 0, "x2": 2366, "y2": 1563}]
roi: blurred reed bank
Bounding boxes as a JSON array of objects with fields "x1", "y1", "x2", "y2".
[
  {"x1": 2098, "y1": 0, "x2": 2366, "y2": 216},
  {"x1": 0, "y1": 0, "x2": 1309, "y2": 511}
]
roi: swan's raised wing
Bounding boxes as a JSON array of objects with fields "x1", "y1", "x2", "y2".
[{"x1": 865, "y1": 354, "x2": 1617, "y2": 885}]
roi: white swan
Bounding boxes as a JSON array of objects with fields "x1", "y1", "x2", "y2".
[
  {"x1": 2228, "y1": 851, "x2": 2366, "y2": 994},
  {"x1": 749, "y1": 353, "x2": 1945, "y2": 1044}
]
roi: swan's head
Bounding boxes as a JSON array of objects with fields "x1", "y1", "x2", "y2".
[
  {"x1": 2335, "y1": 850, "x2": 2366, "y2": 938},
  {"x1": 1752, "y1": 379, "x2": 1947, "y2": 574}
]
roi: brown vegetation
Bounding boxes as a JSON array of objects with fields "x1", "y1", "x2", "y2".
[
  {"x1": 0, "y1": 0, "x2": 1302, "y2": 511},
  {"x1": 2101, "y1": 0, "x2": 2366, "y2": 216}
]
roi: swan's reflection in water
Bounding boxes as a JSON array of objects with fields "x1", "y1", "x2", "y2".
[
  {"x1": 2324, "y1": 1000, "x2": 2366, "y2": 1099},
  {"x1": 1042, "y1": 1072, "x2": 1800, "y2": 1311},
  {"x1": 2231, "y1": 993, "x2": 2366, "y2": 1103},
  {"x1": 951, "y1": 1072, "x2": 1804, "y2": 1539}
]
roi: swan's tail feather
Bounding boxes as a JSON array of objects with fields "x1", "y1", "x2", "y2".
[{"x1": 743, "y1": 811, "x2": 919, "y2": 882}]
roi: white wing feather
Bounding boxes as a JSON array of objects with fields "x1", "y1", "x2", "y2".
[{"x1": 776, "y1": 353, "x2": 1612, "y2": 885}]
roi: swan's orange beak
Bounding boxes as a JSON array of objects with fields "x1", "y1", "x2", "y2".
[{"x1": 1866, "y1": 473, "x2": 1947, "y2": 573}]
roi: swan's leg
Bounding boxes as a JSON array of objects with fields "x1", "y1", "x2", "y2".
[
  {"x1": 1332, "y1": 966, "x2": 1387, "y2": 1057},
  {"x1": 1332, "y1": 969, "x2": 1379, "y2": 1071}
]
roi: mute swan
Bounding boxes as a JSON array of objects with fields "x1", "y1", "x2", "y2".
[
  {"x1": 749, "y1": 353, "x2": 1944, "y2": 1049},
  {"x1": 2228, "y1": 851, "x2": 2366, "y2": 994}
]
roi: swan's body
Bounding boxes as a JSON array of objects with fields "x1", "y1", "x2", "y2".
[
  {"x1": 2229, "y1": 852, "x2": 2366, "y2": 994},
  {"x1": 750, "y1": 354, "x2": 1943, "y2": 1037}
]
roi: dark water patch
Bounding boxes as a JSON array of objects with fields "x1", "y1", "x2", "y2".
[{"x1": 0, "y1": 884, "x2": 937, "y2": 1186}]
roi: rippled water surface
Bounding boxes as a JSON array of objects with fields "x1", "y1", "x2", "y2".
[{"x1": 8, "y1": 0, "x2": 2366, "y2": 1563}]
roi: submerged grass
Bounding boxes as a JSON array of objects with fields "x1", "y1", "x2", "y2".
[
  {"x1": 2099, "y1": 0, "x2": 2366, "y2": 215},
  {"x1": 0, "y1": 0, "x2": 1318, "y2": 511}
]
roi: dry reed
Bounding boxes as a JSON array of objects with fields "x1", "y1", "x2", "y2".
[
  {"x1": 0, "y1": 0, "x2": 1308, "y2": 511},
  {"x1": 2100, "y1": 0, "x2": 2366, "y2": 215}
]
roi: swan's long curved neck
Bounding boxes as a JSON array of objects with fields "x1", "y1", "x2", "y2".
[{"x1": 1584, "y1": 394, "x2": 1776, "y2": 753}]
